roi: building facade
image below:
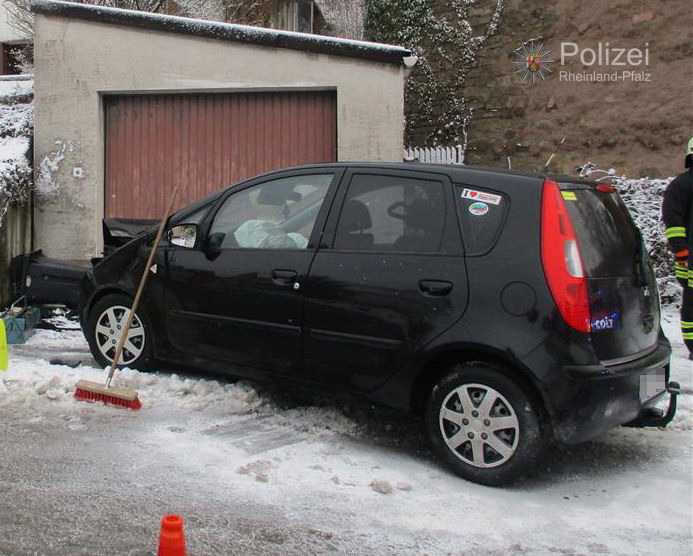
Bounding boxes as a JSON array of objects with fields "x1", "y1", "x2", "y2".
[{"x1": 31, "y1": 0, "x2": 409, "y2": 259}]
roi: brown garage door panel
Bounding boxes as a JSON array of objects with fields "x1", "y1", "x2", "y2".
[{"x1": 105, "y1": 91, "x2": 337, "y2": 219}]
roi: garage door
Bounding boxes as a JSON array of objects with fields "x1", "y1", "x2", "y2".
[{"x1": 104, "y1": 91, "x2": 337, "y2": 219}]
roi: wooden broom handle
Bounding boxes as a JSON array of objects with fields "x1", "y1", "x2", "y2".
[{"x1": 106, "y1": 185, "x2": 181, "y2": 387}]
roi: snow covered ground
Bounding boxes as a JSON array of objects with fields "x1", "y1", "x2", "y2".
[{"x1": 0, "y1": 309, "x2": 691, "y2": 555}]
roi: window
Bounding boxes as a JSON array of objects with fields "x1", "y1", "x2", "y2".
[
  {"x1": 334, "y1": 174, "x2": 446, "y2": 253},
  {"x1": 296, "y1": 0, "x2": 314, "y2": 33},
  {"x1": 2, "y1": 43, "x2": 31, "y2": 75},
  {"x1": 209, "y1": 174, "x2": 333, "y2": 249},
  {"x1": 456, "y1": 185, "x2": 507, "y2": 255},
  {"x1": 272, "y1": 1, "x2": 315, "y2": 33}
]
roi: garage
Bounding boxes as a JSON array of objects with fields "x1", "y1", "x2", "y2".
[
  {"x1": 32, "y1": 1, "x2": 410, "y2": 259},
  {"x1": 104, "y1": 91, "x2": 337, "y2": 219}
]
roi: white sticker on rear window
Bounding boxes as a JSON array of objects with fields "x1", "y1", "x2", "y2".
[
  {"x1": 461, "y1": 188, "x2": 502, "y2": 205},
  {"x1": 468, "y1": 202, "x2": 489, "y2": 216}
]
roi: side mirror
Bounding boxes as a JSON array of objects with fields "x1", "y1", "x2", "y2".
[
  {"x1": 168, "y1": 223, "x2": 198, "y2": 249},
  {"x1": 205, "y1": 232, "x2": 226, "y2": 259}
]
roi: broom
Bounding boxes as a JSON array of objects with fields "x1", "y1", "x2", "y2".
[{"x1": 74, "y1": 185, "x2": 181, "y2": 410}]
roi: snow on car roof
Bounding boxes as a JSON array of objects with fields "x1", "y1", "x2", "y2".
[{"x1": 31, "y1": 0, "x2": 412, "y2": 65}]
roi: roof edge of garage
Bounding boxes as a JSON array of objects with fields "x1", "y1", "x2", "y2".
[{"x1": 31, "y1": 0, "x2": 412, "y2": 65}]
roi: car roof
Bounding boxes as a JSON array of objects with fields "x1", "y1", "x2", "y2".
[
  {"x1": 280, "y1": 161, "x2": 594, "y2": 180},
  {"x1": 265, "y1": 162, "x2": 558, "y2": 192},
  {"x1": 220, "y1": 162, "x2": 597, "y2": 199}
]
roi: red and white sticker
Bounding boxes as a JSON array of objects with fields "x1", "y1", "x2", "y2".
[{"x1": 461, "y1": 188, "x2": 502, "y2": 205}]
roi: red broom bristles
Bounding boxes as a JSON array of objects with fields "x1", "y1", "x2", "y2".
[{"x1": 74, "y1": 381, "x2": 142, "y2": 410}]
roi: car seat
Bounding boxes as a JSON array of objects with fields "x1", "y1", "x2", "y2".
[{"x1": 336, "y1": 199, "x2": 374, "y2": 250}]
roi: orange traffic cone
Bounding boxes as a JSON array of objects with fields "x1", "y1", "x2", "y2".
[{"x1": 158, "y1": 514, "x2": 186, "y2": 556}]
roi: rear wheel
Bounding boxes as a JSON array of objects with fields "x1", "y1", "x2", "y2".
[
  {"x1": 425, "y1": 363, "x2": 546, "y2": 486},
  {"x1": 85, "y1": 294, "x2": 152, "y2": 370}
]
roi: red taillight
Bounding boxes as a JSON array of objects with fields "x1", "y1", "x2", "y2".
[
  {"x1": 596, "y1": 183, "x2": 616, "y2": 193},
  {"x1": 541, "y1": 180, "x2": 591, "y2": 333}
]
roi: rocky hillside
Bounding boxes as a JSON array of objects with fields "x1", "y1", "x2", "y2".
[
  {"x1": 370, "y1": 0, "x2": 691, "y2": 177},
  {"x1": 466, "y1": 0, "x2": 691, "y2": 176}
]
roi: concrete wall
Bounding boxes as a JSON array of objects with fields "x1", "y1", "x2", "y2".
[{"x1": 33, "y1": 14, "x2": 406, "y2": 259}]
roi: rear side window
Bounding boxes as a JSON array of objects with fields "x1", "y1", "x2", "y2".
[
  {"x1": 334, "y1": 174, "x2": 446, "y2": 253},
  {"x1": 561, "y1": 186, "x2": 639, "y2": 277},
  {"x1": 455, "y1": 185, "x2": 507, "y2": 256}
]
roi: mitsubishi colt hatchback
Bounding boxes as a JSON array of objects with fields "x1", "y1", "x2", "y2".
[{"x1": 80, "y1": 163, "x2": 678, "y2": 485}]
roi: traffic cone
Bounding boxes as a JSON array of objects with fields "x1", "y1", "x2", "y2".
[{"x1": 158, "y1": 514, "x2": 186, "y2": 556}]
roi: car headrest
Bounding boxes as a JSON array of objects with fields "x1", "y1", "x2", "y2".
[{"x1": 340, "y1": 199, "x2": 372, "y2": 232}]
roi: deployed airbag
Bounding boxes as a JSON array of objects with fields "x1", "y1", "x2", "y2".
[{"x1": 234, "y1": 220, "x2": 308, "y2": 249}]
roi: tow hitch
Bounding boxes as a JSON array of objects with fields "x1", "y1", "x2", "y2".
[{"x1": 625, "y1": 381, "x2": 681, "y2": 428}]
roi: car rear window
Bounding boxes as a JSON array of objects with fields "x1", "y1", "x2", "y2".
[
  {"x1": 455, "y1": 185, "x2": 507, "y2": 256},
  {"x1": 560, "y1": 185, "x2": 640, "y2": 278}
]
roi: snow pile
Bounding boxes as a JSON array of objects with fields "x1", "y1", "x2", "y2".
[
  {"x1": 41, "y1": 308, "x2": 81, "y2": 331},
  {"x1": 1, "y1": 330, "x2": 265, "y2": 415},
  {"x1": 0, "y1": 76, "x2": 32, "y2": 100},
  {"x1": 0, "y1": 76, "x2": 32, "y2": 225},
  {"x1": 3, "y1": 328, "x2": 363, "y2": 439},
  {"x1": 613, "y1": 177, "x2": 679, "y2": 303},
  {"x1": 0, "y1": 101, "x2": 32, "y2": 137},
  {"x1": 1, "y1": 359, "x2": 265, "y2": 414},
  {"x1": 0, "y1": 136, "x2": 30, "y2": 176}
]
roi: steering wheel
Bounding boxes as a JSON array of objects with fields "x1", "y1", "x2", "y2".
[{"x1": 387, "y1": 201, "x2": 407, "y2": 220}]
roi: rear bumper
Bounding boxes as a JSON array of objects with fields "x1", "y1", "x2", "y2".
[{"x1": 552, "y1": 338, "x2": 672, "y2": 444}]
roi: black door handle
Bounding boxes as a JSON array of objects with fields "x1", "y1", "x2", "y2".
[
  {"x1": 272, "y1": 269, "x2": 298, "y2": 286},
  {"x1": 419, "y1": 280, "x2": 453, "y2": 296}
]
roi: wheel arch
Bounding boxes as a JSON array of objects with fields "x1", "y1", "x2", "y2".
[
  {"x1": 410, "y1": 344, "x2": 550, "y2": 424},
  {"x1": 83, "y1": 286, "x2": 133, "y2": 323}
]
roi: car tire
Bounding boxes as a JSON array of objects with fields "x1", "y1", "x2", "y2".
[
  {"x1": 85, "y1": 293, "x2": 153, "y2": 370},
  {"x1": 425, "y1": 363, "x2": 546, "y2": 486}
]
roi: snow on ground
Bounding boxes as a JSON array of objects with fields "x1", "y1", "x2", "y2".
[
  {"x1": 661, "y1": 310, "x2": 693, "y2": 432},
  {"x1": 0, "y1": 308, "x2": 691, "y2": 555},
  {"x1": 0, "y1": 76, "x2": 32, "y2": 99},
  {"x1": 0, "y1": 135, "x2": 30, "y2": 177}
]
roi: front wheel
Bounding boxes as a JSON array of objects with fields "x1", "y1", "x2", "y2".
[
  {"x1": 85, "y1": 293, "x2": 152, "y2": 370},
  {"x1": 425, "y1": 363, "x2": 547, "y2": 486}
]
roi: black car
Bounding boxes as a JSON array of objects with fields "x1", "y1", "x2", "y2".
[{"x1": 80, "y1": 163, "x2": 678, "y2": 485}]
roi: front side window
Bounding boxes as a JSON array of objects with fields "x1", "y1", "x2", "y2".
[
  {"x1": 334, "y1": 174, "x2": 446, "y2": 253},
  {"x1": 209, "y1": 174, "x2": 333, "y2": 249}
]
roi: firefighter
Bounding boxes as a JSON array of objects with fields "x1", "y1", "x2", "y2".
[{"x1": 662, "y1": 137, "x2": 693, "y2": 358}]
